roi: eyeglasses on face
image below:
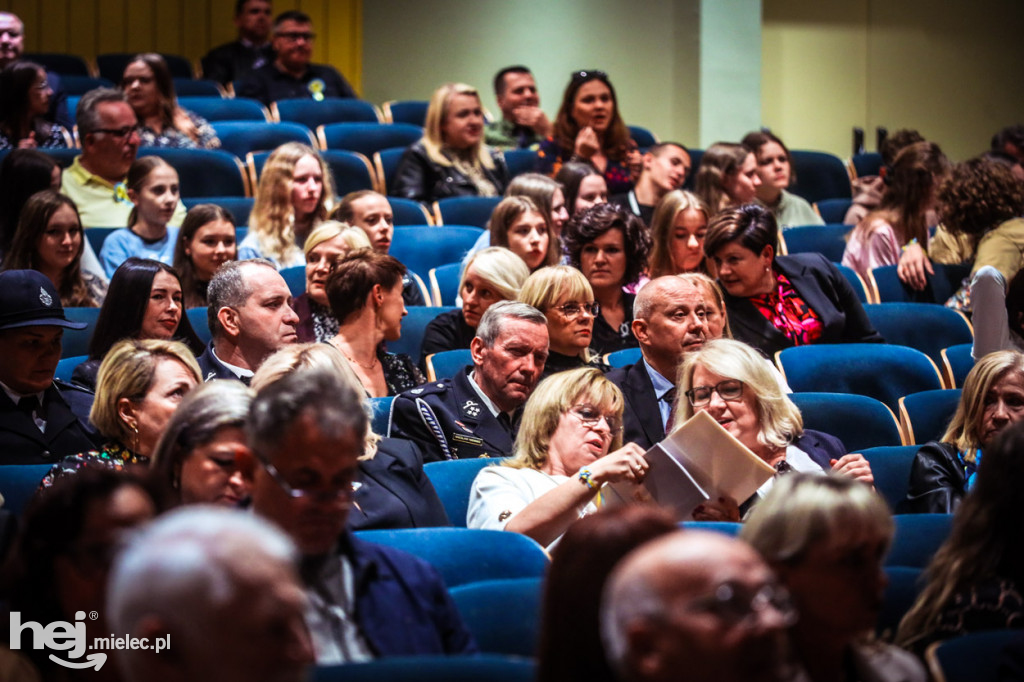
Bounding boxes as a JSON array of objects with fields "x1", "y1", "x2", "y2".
[
  {"x1": 681, "y1": 581, "x2": 797, "y2": 628},
  {"x1": 277, "y1": 31, "x2": 316, "y2": 42},
  {"x1": 685, "y1": 379, "x2": 744, "y2": 407},
  {"x1": 568, "y1": 403, "x2": 621, "y2": 434},
  {"x1": 92, "y1": 125, "x2": 140, "y2": 139},
  {"x1": 552, "y1": 301, "x2": 599, "y2": 319},
  {"x1": 258, "y1": 457, "x2": 361, "y2": 503}
]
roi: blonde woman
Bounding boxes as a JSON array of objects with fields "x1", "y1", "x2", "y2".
[
  {"x1": 647, "y1": 190, "x2": 711, "y2": 277},
  {"x1": 390, "y1": 82, "x2": 509, "y2": 204},
  {"x1": 293, "y1": 220, "x2": 372, "y2": 342},
  {"x1": 251, "y1": 343, "x2": 448, "y2": 529},
  {"x1": 467, "y1": 367, "x2": 648, "y2": 548},
  {"x1": 420, "y1": 246, "x2": 530, "y2": 362},
  {"x1": 239, "y1": 142, "x2": 336, "y2": 268},
  {"x1": 518, "y1": 265, "x2": 609, "y2": 379}
]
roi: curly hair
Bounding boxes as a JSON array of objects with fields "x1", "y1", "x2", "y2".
[
  {"x1": 938, "y1": 157, "x2": 1024, "y2": 240},
  {"x1": 561, "y1": 203, "x2": 650, "y2": 287}
]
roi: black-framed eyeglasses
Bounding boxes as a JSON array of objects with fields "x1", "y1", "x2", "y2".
[
  {"x1": 553, "y1": 301, "x2": 599, "y2": 319},
  {"x1": 568, "y1": 403, "x2": 621, "y2": 434},
  {"x1": 258, "y1": 457, "x2": 361, "y2": 503},
  {"x1": 682, "y1": 581, "x2": 797, "y2": 628},
  {"x1": 571, "y1": 69, "x2": 608, "y2": 83},
  {"x1": 277, "y1": 31, "x2": 316, "y2": 42},
  {"x1": 92, "y1": 125, "x2": 140, "y2": 139},
  {"x1": 685, "y1": 379, "x2": 744, "y2": 407}
]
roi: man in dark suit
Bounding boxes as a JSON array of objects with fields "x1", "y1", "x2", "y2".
[
  {"x1": 389, "y1": 301, "x2": 549, "y2": 462},
  {"x1": 0, "y1": 270, "x2": 100, "y2": 464},
  {"x1": 608, "y1": 276, "x2": 711, "y2": 450},
  {"x1": 200, "y1": 0, "x2": 275, "y2": 87},
  {"x1": 198, "y1": 259, "x2": 300, "y2": 384}
]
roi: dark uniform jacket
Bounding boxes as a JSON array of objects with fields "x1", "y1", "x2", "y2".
[
  {"x1": 0, "y1": 381, "x2": 100, "y2": 465},
  {"x1": 348, "y1": 437, "x2": 450, "y2": 530},
  {"x1": 388, "y1": 368, "x2": 516, "y2": 463}
]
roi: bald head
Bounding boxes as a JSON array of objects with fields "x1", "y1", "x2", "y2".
[
  {"x1": 632, "y1": 276, "x2": 709, "y2": 379},
  {"x1": 601, "y1": 531, "x2": 789, "y2": 682}
]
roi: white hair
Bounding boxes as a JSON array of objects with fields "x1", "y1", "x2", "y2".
[{"x1": 107, "y1": 507, "x2": 298, "y2": 671}]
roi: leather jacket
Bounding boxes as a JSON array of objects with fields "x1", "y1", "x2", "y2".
[{"x1": 390, "y1": 141, "x2": 509, "y2": 204}]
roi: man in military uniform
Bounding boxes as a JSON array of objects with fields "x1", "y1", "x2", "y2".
[
  {"x1": 0, "y1": 270, "x2": 100, "y2": 464},
  {"x1": 389, "y1": 302, "x2": 548, "y2": 462}
]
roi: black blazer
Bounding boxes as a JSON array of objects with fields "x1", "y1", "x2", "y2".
[
  {"x1": 349, "y1": 437, "x2": 450, "y2": 530},
  {"x1": 607, "y1": 358, "x2": 665, "y2": 451},
  {"x1": 724, "y1": 252, "x2": 884, "y2": 358},
  {"x1": 197, "y1": 343, "x2": 248, "y2": 384},
  {"x1": 0, "y1": 383, "x2": 100, "y2": 465},
  {"x1": 390, "y1": 141, "x2": 510, "y2": 204}
]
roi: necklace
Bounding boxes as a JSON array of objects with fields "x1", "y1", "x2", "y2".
[{"x1": 332, "y1": 339, "x2": 379, "y2": 371}]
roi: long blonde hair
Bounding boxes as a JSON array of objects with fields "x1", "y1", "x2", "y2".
[
  {"x1": 941, "y1": 350, "x2": 1024, "y2": 458},
  {"x1": 421, "y1": 83, "x2": 496, "y2": 173},
  {"x1": 249, "y1": 143, "x2": 336, "y2": 264}
]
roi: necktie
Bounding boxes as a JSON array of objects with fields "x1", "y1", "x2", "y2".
[
  {"x1": 498, "y1": 412, "x2": 513, "y2": 432},
  {"x1": 662, "y1": 388, "x2": 678, "y2": 432},
  {"x1": 17, "y1": 396, "x2": 38, "y2": 416}
]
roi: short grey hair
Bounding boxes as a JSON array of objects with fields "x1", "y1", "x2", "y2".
[
  {"x1": 248, "y1": 365, "x2": 368, "y2": 463},
  {"x1": 77, "y1": 87, "x2": 130, "y2": 136},
  {"x1": 475, "y1": 300, "x2": 547, "y2": 348},
  {"x1": 207, "y1": 258, "x2": 277, "y2": 339},
  {"x1": 149, "y1": 380, "x2": 254, "y2": 490},
  {"x1": 107, "y1": 507, "x2": 298, "y2": 676}
]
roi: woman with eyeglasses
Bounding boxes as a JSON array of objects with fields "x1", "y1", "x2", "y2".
[
  {"x1": 673, "y1": 339, "x2": 873, "y2": 521},
  {"x1": 742, "y1": 474, "x2": 927, "y2": 682},
  {"x1": 0, "y1": 60, "x2": 67, "y2": 150},
  {"x1": 518, "y1": 265, "x2": 610, "y2": 380},
  {"x1": 562, "y1": 203, "x2": 650, "y2": 355},
  {"x1": 120, "y1": 53, "x2": 220, "y2": 149},
  {"x1": 538, "y1": 70, "x2": 638, "y2": 196},
  {"x1": 467, "y1": 367, "x2": 648, "y2": 548}
]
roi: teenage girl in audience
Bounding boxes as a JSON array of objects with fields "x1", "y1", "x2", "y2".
[
  {"x1": 694, "y1": 142, "x2": 761, "y2": 216},
  {"x1": 0, "y1": 60, "x2": 67, "y2": 150},
  {"x1": 904, "y1": 350, "x2": 1024, "y2": 514},
  {"x1": 842, "y1": 141, "x2": 949, "y2": 281},
  {"x1": 121, "y1": 53, "x2": 219, "y2": 149},
  {"x1": 538, "y1": 70, "x2": 638, "y2": 195},
  {"x1": 239, "y1": 142, "x2": 335, "y2": 268},
  {"x1": 742, "y1": 475, "x2": 927, "y2": 682},
  {"x1": 487, "y1": 195, "x2": 559, "y2": 272},
  {"x1": 172, "y1": 203, "x2": 237, "y2": 308},
  {"x1": 293, "y1": 221, "x2": 372, "y2": 343},
  {"x1": 647, "y1": 189, "x2": 711, "y2": 277},
  {"x1": 704, "y1": 204, "x2": 882, "y2": 358},
  {"x1": 325, "y1": 250, "x2": 425, "y2": 397},
  {"x1": 150, "y1": 380, "x2": 254, "y2": 507},
  {"x1": 556, "y1": 162, "x2": 609, "y2": 217},
  {"x1": 519, "y1": 265, "x2": 610, "y2": 379},
  {"x1": 45, "y1": 338, "x2": 201, "y2": 485},
  {"x1": 467, "y1": 173, "x2": 571, "y2": 257},
  {"x1": 72, "y1": 258, "x2": 204, "y2": 390},
  {"x1": 561, "y1": 203, "x2": 650, "y2": 355},
  {"x1": 467, "y1": 367, "x2": 647, "y2": 548},
  {"x1": 898, "y1": 420, "x2": 1024, "y2": 654},
  {"x1": 252, "y1": 343, "x2": 449, "y2": 530},
  {"x1": 741, "y1": 130, "x2": 823, "y2": 228},
  {"x1": 100, "y1": 156, "x2": 180, "y2": 277},
  {"x1": 420, "y1": 246, "x2": 530, "y2": 363},
  {"x1": 391, "y1": 82, "x2": 509, "y2": 204},
  {"x1": 3, "y1": 190, "x2": 107, "y2": 306}
]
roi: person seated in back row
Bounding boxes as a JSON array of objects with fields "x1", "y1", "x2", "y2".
[
  {"x1": 201, "y1": 0, "x2": 275, "y2": 87},
  {"x1": 236, "y1": 10, "x2": 356, "y2": 106},
  {"x1": 484, "y1": 65, "x2": 551, "y2": 151}
]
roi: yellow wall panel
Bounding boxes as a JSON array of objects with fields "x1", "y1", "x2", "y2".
[{"x1": 0, "y1": 0, "x2": 361, "y2": 86}]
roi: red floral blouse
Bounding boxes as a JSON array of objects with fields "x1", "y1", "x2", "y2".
[{"x1": 749, "y1": 271, "x2": 823, "y2": 346}]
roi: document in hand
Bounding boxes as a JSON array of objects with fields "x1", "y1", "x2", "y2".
[{"x1": 605, "y1": 410, "x2": 775, "y2": 519}]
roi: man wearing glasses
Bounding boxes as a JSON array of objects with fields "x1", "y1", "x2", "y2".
[
  {"x1": 236, "y1": 10, "x2": 356, "y2": 106},
  {"x1": 61, "y1": 88, "x2": 186, "y2": 229},
  {"x1": 250, "y1": 367, "x2": 476, "y2": 662},
  {"x1": 601, "y1": 530, "x2": 794, "y2": 682},
  {"x1": 389, "y1": 302, "x2": 550, "y2": 463}
]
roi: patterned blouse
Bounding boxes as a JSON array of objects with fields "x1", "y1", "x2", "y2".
[
  {"x1": 137, "y1": 110, "x2": 220, "y2": 150},
  {"x1": 39, "y1": 441, "x2": 147, "y2": 489},
  {"x1": 0, "y1": 123, "x2": 68, "y2": 150},
  {"x1": 750, "y1": 271, "x2": 823, "y2": 346},
  {"x1": 380, "y1": 348, "x2": 426, "y2": 397}
]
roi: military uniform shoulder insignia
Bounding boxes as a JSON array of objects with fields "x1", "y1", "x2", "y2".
[
  {"x1": 411, "y1": 387, "x2": 424, "y2": 394},
  {"x1": 462, "y1": 399, "x2": 482, "y2": 418}
]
